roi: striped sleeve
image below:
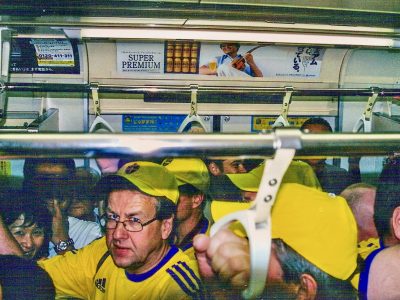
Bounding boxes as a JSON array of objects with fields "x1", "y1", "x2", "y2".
[{"x1": 166, "y1": 261, "x2": 206, "y2": 300}]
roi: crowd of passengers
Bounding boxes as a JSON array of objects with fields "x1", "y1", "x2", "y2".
[{"x1": 0, "y1": 117, "x2": 398, "y2": 299}]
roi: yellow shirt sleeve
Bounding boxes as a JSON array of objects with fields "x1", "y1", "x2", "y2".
[{"x1": 38, "y1": 237, "x2": 107, "y2": 299}]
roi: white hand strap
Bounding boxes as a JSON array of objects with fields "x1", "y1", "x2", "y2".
[
  {"x1": 272, "y1": 87, "x2": 293, "y2": 128},
  {"x1": 352, "y1": 88, "x2": 380, "y2": 133},
  {"x1": 177, "y1": 84, "x2": 208, "y2": 133},
  {"x1": 211, "y1": 129, "x2": 299, "y2": 299},
  {"x1": 89, "y1": 82, "x2": 115, "y2": 133}
]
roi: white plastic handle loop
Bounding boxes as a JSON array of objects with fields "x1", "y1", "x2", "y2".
[
  {"x1": 352, "y1": 88, "x2": 380, "y2": 133},
  {"x1": 211, "y1": 146, "x2": 296, "y2": 299},
  {"x1": 272, "y1": 87, "x2": 293, "y2": 128},
  {"x1": 177, "y1": 84, "x2": 208, "y2": 133},
  {"x1": 89, "y1": 82, "x2": 115, "y2": 133}
]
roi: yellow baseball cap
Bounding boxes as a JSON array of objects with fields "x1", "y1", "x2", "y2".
[
  {"x1": 211, "y1": 183, "x2": 357, "y2": 281},
  {"x1": 162, "y1": 158, "x2": 210, "y2": 193},
  {"x1": 226, "y1": 160, "x2": 321, "y2": 192},
  {"x1": 99, "y1": 161, "x2": 179, "y2": 203}
]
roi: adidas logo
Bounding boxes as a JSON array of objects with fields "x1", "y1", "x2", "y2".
[{"x1": 95, "y1": 278, "x2": 106, "y2": 293}]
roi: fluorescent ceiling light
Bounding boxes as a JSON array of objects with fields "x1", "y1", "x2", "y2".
[
  {"x1": 186, "y1": 20, "x2": 397, "y2": 34},
  {"x1": 72, "y1": 28, "x2": 400, "y2": 48}
]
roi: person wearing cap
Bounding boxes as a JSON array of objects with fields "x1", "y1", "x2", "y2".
[
  {"x1": 204, "y1": 158, "x2": 248, "y2": 176},
  {"x1": 199, "y1": 43, "x2": 263, "y2": 77},
  {"x1": 36, "y1": 161, "x2": 203, "y2": 299},
  {"x1": 209, "y1": 160, "x2": 321, "y2": 203},
  {"x1": 194, "y1": 183, "x2": 358, "y2": 299},
  {"x1": 162, "y1": 158, "x2": 211, "y2": 260}
]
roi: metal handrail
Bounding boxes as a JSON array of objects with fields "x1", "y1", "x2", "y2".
[
  {"x1": 2, "y1": 82, "x2": 400, "y2": 96},
  {"x1": 0, "y1": 130, "x2": 399, "y2": 158}
]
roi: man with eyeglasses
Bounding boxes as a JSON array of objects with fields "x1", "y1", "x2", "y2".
[{"x1": 36, "y1": 161, "x2": 204, "y2": 299}]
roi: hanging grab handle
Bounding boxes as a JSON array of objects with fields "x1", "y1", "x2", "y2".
[
  {"x1": 352, "y1": 87, "x2": 380, "y2": 133},
  {"x1": 272, "y1": 86, "x2": 294, "y2": 128},
  {"x1": 210, "y1": 128, "x2": 301, "y2": 299},
  {"x1": 177, "y1": 84, "x2": 208, "y2": 133},
  {"x1": 89, "y1": 82, "x2": 115, "y2": 133}
]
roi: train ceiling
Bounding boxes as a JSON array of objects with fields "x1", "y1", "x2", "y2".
[{"x1": 0, "y1": 1, "x2": 399, "y2": 41}]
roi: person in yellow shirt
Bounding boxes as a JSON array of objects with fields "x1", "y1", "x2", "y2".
[
  {"x1": 162, "y1": 158, "x2": 211, "y2": 260},
  {"x1": 195, "y1": 182, "x2": 358, "y2": 299},
  {"x1": 208, "y1": 160, "x2": 321, "y2": 203},
  {"x1": 38, "y1": 161, "x2": 204, "y2": 299}
]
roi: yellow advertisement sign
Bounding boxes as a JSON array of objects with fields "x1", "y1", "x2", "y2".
[{"x1": 252, "y1": 117, "x2": 310, "y2": 131}]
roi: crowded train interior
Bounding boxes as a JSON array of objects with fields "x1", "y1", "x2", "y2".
[{"x1": 0, "y1": 1, "x2": 399, "y2": 299}]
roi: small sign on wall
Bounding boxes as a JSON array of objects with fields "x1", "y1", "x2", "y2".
[
  {"x1": 251, "y1": 116, "x2": 310, "y2": 132},
  {"x1": 123, "y1": 114, "x2": 186, "y2": 132}
]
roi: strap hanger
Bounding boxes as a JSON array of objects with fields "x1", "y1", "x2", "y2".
[
  {"x1": 352, "y1": 87, "x2": 380, "y2": 133},
  {"x1": 89, "y1": 82, "x2": 115, "y2": 133},
  {"x1": 272, "y1": 86, "x2": 293, "y2": 128},
  {"x1": 177, "y1": 84, "x2": 208, "y2": 133},
  {"x1": 210, "y1": 128, "x2": 301, "y2": 299}
]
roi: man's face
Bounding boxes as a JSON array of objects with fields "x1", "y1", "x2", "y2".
[
  {"x1": 105, "y1": 190, "x2": 171, "y2": 274},
  {"x1": 222, "y1": 160, "x2": 247, "y2": 174},
  {"x1": 220, "y1": 43, "x2": 239, "y2": 56},
  {"x1": 176, "y1": 194, "x2": 194, "y2": 222},
  {"x1": 302, "y1": 123, "x2": 331, "y2": 167}
]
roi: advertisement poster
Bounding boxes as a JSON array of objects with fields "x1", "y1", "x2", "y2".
[
  {"x1": 31, "y1": 39, "x2": 75, "y2": 67},
  {"x1": 199, "y1": 43, "x2": 325, "y2": 78},
  {"x1": 10, "y1": 38, "x2": 80, "y2": 74},
  {"x1": 117, "y1": 42, "x2": 165, "y2": 73},
  {"x1": 251, "y1": 116, "x2": 310, "y2": 132},
  {"x1": 116, "y1": 41, "x2": 325, "y2": 78}
]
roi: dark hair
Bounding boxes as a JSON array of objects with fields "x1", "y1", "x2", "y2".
[
  {"x1": 300, "y1": 117, "x2": 333, "y2": 132},
  {"x1": 0, "y1": 255, "x2": 55, "y2": 299},
  {"x1": 219, "y1": 42, "x2": 240, "y2": 49},
  {"x1": 178, "y1": 184, "x2": 206, "y2": 210},
  {"x1": 374, "y1": 161, "x2": 400, "y2": 238},
  {"x1": 23, "y1": 158, "x2": 76, "y2": 180},
  {"x1": 0, "y1": 189, "x2": 52, "y2": 259},
  {"x1": 273, "y1": 239, "x2": 357, "y2": 299}
]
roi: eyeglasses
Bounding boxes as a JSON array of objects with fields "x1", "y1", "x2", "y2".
[{"x1": 100, "y1": 214, "x2": 157, "y2": 232}]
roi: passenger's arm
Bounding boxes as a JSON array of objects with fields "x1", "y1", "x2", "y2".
[
  {"x1": 193, "y1": 229, "x2": 250, "y2": 290},
  {"x1": 50, "y1": 200, "x2": 74, "y2": 254},
  {"x1": 0, "y1": 215, "x2": 23, "y2": 256}
]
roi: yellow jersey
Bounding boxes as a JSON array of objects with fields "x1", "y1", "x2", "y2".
[
  {"x1": 39, "y1": 237, "x2": 204, "y2": 299},
  {"x1": 178, "y1": 218, "x2": 211, "y2": 261}
]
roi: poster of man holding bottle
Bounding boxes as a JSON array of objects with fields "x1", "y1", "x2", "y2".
[
  {"x1": 199, "y1": 42, "x2": 264, "y2": 77},
  {"x1": 116, "y1": 41, "x2": 325, "y2": 78},
  {"x1": 198, "y1": 42, "x2": 325, "y2": 78}
]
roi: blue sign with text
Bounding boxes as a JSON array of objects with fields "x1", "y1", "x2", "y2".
[{"x1": 122, "y1": 114, "x2": 186, "y2": 132}]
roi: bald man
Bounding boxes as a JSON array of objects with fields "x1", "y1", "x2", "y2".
[{"x1": 340, "y1": 183, "x2": 378, "y2": 244}]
